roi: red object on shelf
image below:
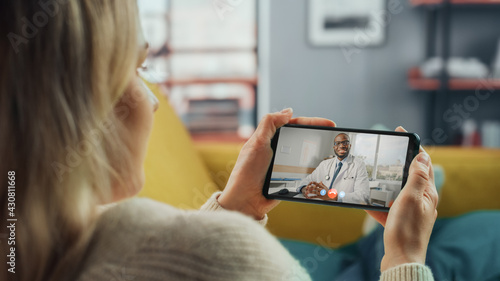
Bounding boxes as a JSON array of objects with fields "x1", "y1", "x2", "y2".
[
  {"x1": 411, "y1": 0, "x2": 500, "y2": 6},
  {"x1": 408, "y1": 67, "x2": 440, "y2": 90},
  {"x1": 448, "y1": 79, "x2": 500, "y2": 90},
  {"x1": 407, "y1": 67, "x2": 500, "y2": 90},
  {"x1": 411, "y1": 0, "x2": 442, "y2": 5}
]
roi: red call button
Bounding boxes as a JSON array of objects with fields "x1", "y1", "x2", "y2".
[{"x1": 328, "y1": 189, "x2": 337, "y2": 199}]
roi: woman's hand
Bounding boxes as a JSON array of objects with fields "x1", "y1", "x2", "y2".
[
  {"x1": 218, "y1": 109, "x2": 336, "y2": 220},
  {"x1": 366, "y1": 127, "x2": 439, "y2": 272}
]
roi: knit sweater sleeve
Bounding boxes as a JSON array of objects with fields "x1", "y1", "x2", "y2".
[
  {"x1": 200, "y1": 191, "x2": 268, "y2": 226},
  {"x1": 380, "y1": 263, "x2": 435, "y2": 281},
  {"x1": 122, "y1": 208, "x2": 310, "y2": 281},
  {"x1": 77, "y1": 198, "x2": 310, "y2": 281}
]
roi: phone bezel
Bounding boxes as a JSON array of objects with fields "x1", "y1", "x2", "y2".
[{"x1": 262, "y1": 124, "x2": 421, "y2": 212}]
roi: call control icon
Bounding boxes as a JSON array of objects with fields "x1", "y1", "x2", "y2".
[{"x1": 328, "y1": 189, "x2": 338, "y2": 199}]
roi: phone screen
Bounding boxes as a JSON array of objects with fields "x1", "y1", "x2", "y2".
[{"x1": 263, "y1": 124, "x2": 420, "y2": 211}]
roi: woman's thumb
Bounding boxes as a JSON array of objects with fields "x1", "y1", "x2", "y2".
[{"x1": 406, "y1": 152, "x2": 432, "y2": 192}]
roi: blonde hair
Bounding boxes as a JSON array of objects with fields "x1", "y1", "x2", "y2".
[{"x1": 0, "y1": 1, "x2": 140, "y2": 280}]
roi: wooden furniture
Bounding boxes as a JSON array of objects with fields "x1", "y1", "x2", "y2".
[{"x1": 408, "y1": 1, "x2": 500, "y2": 144}]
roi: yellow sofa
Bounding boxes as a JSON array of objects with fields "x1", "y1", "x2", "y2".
[{"x1": 139, "y1": 83, "x2": 500, "y2": 247}]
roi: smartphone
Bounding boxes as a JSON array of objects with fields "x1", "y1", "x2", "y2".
[{"x1": 262, "y1": 124, "x2": 420, "y2": 211}]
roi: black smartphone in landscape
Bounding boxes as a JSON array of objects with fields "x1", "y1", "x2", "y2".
[{"x1": 262, "y1": 124, "x2": 420, "y2": 211}]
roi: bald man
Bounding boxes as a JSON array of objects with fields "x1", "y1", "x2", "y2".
[{"x1": 296, "y1": 133, "x2": 370, "y2": 204}]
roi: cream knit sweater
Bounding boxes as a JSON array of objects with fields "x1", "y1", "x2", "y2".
[{"x1": 75, "y1": 192, "x2": 434, "y2": 281}]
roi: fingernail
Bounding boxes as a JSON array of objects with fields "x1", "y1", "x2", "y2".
[
  {"x1": 397, "y1": 126, "x2": 407, "y2": 132},
  {"x1": 281, "y1": 108, "x2": 293, "y2": 114},
  {"x1": 417, "y1": 152, "x2": 430, "y2": 167}
]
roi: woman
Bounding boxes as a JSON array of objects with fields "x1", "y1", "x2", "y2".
[{"x1": 0, "y1": 1, "x2": 438, "y2": 280}]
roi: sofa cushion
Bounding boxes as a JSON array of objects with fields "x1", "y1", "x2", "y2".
[
  {"x1": 428, "y1": 147, "x2": 500, "y2": 217},
  {"x1": 138, "y1": 83, "x2": 220, "y2": 209}
]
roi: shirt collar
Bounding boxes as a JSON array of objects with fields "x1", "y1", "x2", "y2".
[{"x1": 336, "y1": 154, "x2": 351, "y2": 166}]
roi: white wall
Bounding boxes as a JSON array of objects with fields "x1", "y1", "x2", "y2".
[{"x1": 274, "y1": 127, "x2": 336, "y2": 167}]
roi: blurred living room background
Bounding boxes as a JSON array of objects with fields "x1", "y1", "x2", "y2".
[
  {"x1": 138, "y1": 0, "x2": 500, "y2": 146},
  {"x1": 137, "y1": 2, "x2": 500, "y2": 278}
]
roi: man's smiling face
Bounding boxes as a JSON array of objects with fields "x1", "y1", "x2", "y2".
[{"x1": 333, "y1": 133, "x2": 351, "y2": 160}]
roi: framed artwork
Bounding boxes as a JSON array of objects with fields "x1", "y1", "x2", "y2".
[{"x1": 308, "y1": 0, "x2": 386, "y2": 47}]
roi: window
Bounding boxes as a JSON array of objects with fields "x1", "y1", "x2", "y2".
[
  {"x1": 351, "y1": 134, "x2": 407, "y2": 183},
  {"x1": 138, "y1": 0, "x2": 257, "y2": 141}
]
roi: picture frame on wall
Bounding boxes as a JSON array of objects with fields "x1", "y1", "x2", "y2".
[{"x1": 308, "y1": 0, "x2": 386, "y2": 47}]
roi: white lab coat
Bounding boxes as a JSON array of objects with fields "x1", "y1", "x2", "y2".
[{"x1": 297, "y1": 154, "x2": 370, "y2": 205}]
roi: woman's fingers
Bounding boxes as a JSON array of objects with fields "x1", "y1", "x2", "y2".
[
  {"x1": 395, "y1": 126, "x2": 435, "y2": 186},
  {"x1": 289, "y1": 117, "x2": 336, "y2": 127},
  {"x1": 366, "y1": 126, "x2": 424, "y2": 227},
  {"x1": 366, "y1": 153, "x2": 437, "y2": 227},
  {"x1": 396, "y1": 126, "x2": 427, "y2": 154},
  {"x1": 365, "y1": 210, "x2": 388, "y2": 227},
  {"x1": 395, "y1": 126, "x2": 406, "y2": 133},
  {"x1": 252, "y1": 109, "x2": 294, "y2": 143},
  {"x1": 253, "y1": 113, "x2": 336, "y2": 145}
]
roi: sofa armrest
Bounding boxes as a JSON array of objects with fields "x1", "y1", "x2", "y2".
[{"x1": 428, "y1": 147, "x2": 500, "y2": 217}]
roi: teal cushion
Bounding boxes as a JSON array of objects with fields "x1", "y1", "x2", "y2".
[{"x1": 280, "y1": 211, "x2": 500, "y2": 281}]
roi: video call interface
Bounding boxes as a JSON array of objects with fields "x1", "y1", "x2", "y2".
[{"x1": 269, "y1": 127, "x2": 410, "y2": 207}]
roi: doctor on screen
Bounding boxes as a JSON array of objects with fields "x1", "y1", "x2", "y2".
[{"x1": 296, "y1": 133, "x2": 370, "y2": 204}]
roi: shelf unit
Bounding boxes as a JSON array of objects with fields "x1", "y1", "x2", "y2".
[
  {"x1": 409, "y1": 1, "x2": 500, "y2": 145},
  {"x1": 408, "y1": 67, "x2": 500, "y2": 90}
]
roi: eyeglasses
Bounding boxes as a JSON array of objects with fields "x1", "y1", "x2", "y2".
[{"x1": 334, "y1": 140, "x2": 350, "y2": 146}]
